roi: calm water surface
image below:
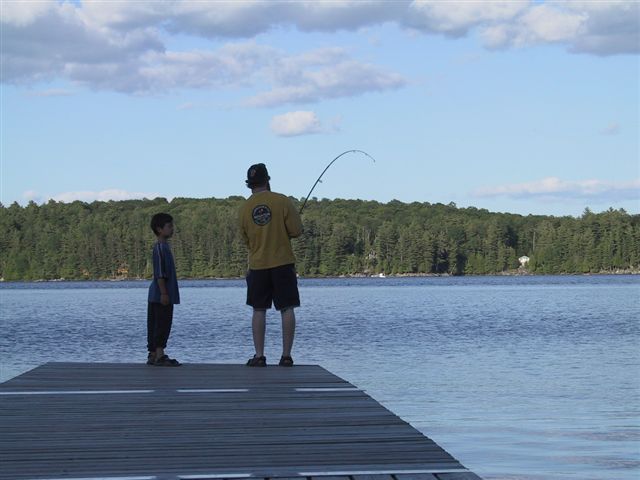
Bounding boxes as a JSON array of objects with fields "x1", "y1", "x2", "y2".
[{"x1": 1, "y1": 276, "x2": 639, "y2": 480}]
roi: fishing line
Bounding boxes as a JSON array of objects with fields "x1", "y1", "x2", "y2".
[{"x1": 299, "y1": 150, "x2": 376, "y2": 214}]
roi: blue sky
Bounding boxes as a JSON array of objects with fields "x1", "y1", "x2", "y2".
[{"x1": 1, "y1": 1, "x2": 638, "y2": 216}]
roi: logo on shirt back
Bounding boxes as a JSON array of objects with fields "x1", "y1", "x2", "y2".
[{"x1": 252, "y1": 205, "x2": 271, "y2": 226}]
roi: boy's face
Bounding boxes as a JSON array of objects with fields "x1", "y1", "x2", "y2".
[{"x1": 157, "y1": 221, "x2": 174, "y2": 239}]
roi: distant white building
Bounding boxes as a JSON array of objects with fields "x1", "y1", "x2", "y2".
[{"x1": 519, "y1": 255, "x2": 530, "y2": 267}]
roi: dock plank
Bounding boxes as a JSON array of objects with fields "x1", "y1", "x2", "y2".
[
  {"x1": 436, "y1": 474, "x2": 484, "y2": 480},
  {"x1": 351, "y1": 475, "x2": 395, "y2": 480},
  {"x1": 0, "y1": 363, "x2": 480, "y2": 480},
  {"x1": 395, "y1": 475, "x2": 439, "y2": 480}
]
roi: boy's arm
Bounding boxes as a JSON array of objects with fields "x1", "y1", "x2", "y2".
[
  {"x1": 157, "y1": 278, "x2": 170, "y2": 306},
  {"x1": 153, "y1": 243, "x2": 170, "y2": 305}
]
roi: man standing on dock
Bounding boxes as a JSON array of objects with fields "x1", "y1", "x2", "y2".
[{"x1": 239, "y1": 163, "x2": 303, "y2": 367}]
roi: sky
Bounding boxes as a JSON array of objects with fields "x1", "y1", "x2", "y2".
[{"x1": 1, "y1": 0, "x2": 639, "y2": 217}]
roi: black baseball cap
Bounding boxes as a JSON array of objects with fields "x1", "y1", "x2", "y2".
[{"x1": 246, "y1": 163, "x2": 270, "y2": 187}]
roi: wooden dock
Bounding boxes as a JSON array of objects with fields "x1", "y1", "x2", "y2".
[{"x1": 0, "y1": 362, "x2": 482, "y2": 480}]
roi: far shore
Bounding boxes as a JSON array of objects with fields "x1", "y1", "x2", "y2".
[{"x1": 1, "y1": 269, "x2": 639, "y2": 283}]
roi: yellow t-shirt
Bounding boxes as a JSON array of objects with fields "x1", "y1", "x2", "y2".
[{"x1": 239, "y1": 191, "x2": 303, "y2": 270}]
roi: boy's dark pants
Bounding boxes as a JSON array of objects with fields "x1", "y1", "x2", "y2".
[{"x1": 147, "y1": 302, "x2": 173, "y2": 352}]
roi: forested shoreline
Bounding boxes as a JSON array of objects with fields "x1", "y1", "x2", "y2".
[{"x1": 1, "y1": 197, "x2": 638, "y2": 281}]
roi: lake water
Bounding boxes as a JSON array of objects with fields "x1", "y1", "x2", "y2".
[{"x1": 1, "y1": 275, "x2": 639, "y2": 480}]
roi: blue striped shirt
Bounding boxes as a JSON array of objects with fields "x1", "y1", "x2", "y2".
[{"x1": 148, "y1": 241, "x2": 180, "y2": 304}]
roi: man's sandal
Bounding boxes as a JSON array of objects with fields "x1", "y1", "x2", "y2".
[
  {"x1": 279, "y1": 356, "x2": 294, "y2": 367},
  {"x1": 246, "y1": 355, "x2": 266, "y2": 367},
  {"x1": 146, "y1": 353, "x2": 156, "y2": 365}
]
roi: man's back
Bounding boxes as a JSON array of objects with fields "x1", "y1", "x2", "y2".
[{"x1": 239, "y1": 190, "x2": 302, "y2": 270}]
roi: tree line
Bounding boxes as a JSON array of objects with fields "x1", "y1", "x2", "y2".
[{"x1": 1, "y1": 197, "x2": 638, "y2": 280}]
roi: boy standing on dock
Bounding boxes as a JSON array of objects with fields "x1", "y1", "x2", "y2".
[
  {"x1": 147, "y1": 213, "x2": 181, "y2": 366},
  {"x1": 239, "y1": 163, "x2": 303, "y2": 367}
]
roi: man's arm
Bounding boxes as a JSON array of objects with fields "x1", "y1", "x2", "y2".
[
  {"x1": 285, "y1": 198, "x2": 303, "y2": 238},
  {"x1": 238, "y1": 207, "x2": 250, "y2": 247}
]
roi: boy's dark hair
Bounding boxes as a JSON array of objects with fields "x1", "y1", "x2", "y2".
[{"x1": 150, "y1": 213, "x2": 173, "y2": 235}]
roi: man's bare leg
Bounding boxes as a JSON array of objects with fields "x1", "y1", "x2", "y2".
[
  {"x1": 252, "y1": 309, "x2": 266, "y2": 357},
  {"x1": 281, "y1": 307, "x2": 296, "y2": 358}
]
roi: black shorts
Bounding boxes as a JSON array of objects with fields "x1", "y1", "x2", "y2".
[{"x1": 246, "y1": 264, "x2": 300, "y2": 311}]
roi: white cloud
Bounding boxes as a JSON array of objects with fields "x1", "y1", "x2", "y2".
[
  {"x1": 247, "y1": 56, "x2": 405, "y2": 107},
  {"x1": 481, "y1": 1, "x2": 639, "y2": 54},
  {"x1": 564, "y1": 0, "x2": 640, "y2": 56},
  {"x1": 482, "y1": 4, "x2": 585, "y2": 49},
  {"x1": 0, "y1": 1, "x2": 637, "y2": 97},
  {"x1": 59, "y1": 45, "x2": 278, "y2": 94},
  {"x1": 474, "y1": 177, "x2": 640, "y2": 203},
  {"x1": 1, "y1": 4, "x2": 405, "y2": 102},
  {"x1": 521, "y1": 4, "x2": 585, "y2": 43},
  {"x1": 1, "y1": 0, "x2": 56, "y2": 27},
  {"x1": 22, "y1": 189, "x2": 161, "y2": 204},
  {"x1": 53, "y1": 189, "x2": 161, "y2": 203},
  {"x1": 407, "y1": 0, "x2": 528, "y2": 37},
  {"x1": 270, "y1": 111, "x2": 325, "y2": 137},
  {"x1": 0, "y1": 1, "x2": 406, "y2": 99},
  {"x1": 0, "y1": 1, "x2": 164, "y2": 85},
  {"x1": 80, "y1": 1, "x2": 171, "y2": 30},
  {"x1": 82, "y1": 1, "x2": 408, "y2": 37}
]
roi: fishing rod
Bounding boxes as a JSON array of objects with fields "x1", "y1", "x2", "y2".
[{"x1": 299, "y1": 149, "x2": 376, "y2": 214}]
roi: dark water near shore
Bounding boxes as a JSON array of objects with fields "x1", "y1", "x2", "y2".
[{"x1": 1, "y1": 275, "x2": 639, "y2": 479}]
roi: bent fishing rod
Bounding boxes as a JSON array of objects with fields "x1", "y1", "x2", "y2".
[{"x1": 299, "y1": 149, "x2": 376, "y2": 214}]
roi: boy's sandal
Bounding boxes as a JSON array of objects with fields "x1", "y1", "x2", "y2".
[
  {"x1": 154, "y1": 355, "x2": 181, "y2": 367},
  {"x1": 279, "y1": 356, "x2": 294, "y2": 367},
  {"x1": 246, "y1": 355, "x2": 267, "y2": 367}
]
